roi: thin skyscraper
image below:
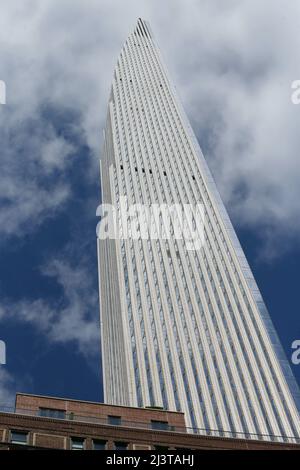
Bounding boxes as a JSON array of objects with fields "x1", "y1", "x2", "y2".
[{"x1": 98, "y1": 18, "x2": 300, "y2": 441}]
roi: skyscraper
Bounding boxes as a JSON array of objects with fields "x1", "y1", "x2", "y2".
[{"x1": 98, "y1": 18, "x2": 300, "y2": 440}]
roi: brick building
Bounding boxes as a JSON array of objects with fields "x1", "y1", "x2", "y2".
[{"x1": 0, "y1": 393, "x2": 299, "y2": 450}]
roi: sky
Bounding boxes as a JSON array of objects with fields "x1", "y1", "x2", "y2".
[{"x1": 0, "y1": 0, "x2": 300, "y2": 410}]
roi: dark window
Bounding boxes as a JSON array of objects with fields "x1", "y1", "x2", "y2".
[
  {"x1": 108, "y1": 415, "x2": 121, "y2": 426},
  {"x1": 142, "y1": 168, "x2": 145, "y2": 173},
  {"x1": 93, "y1": 439, "x2": 107, "y2": 450},
  {"x1": 135, "y1": 167, "x2": 138, "y2": 172},
  {"x1": 71, "y1": 437, "x2": 85, "y2": 450},
  {"x1": 154, "y1": 445, "x2": 169, "y2": 450},
  {"x1": 10, "y1": 431, "x2": 28, "y2": 445},
  {"x1": 120, "y1": 165, "x2": 123, "y2": 170},
  {"x1": 192, "y1": 175, "x2": 196, "y2": 180},
  {"x1": 151, "y1": 420, "x2": 169, "y2": 431},
  {"x1": 39, "y1": 408, "x2": 66, "y2": 419},
  {"x1": 149, "y1": 169, "x2": 152, "y2": 174},
  {"x1": 114, "y1": 441, "x2": 128, "y2": 450},
  {"x1": 163, "y1": 171, "x2": 167, "y2": 176}
]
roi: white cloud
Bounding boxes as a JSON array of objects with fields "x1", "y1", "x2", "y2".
[
  {"x1": 0, "y1": 256, "x2": 99, "y2": 357},
  {"x1": 41, "y1": 257, "x2": 100, "y2": 352},
  {"x1": 0, "y1": 0, "x2": 299, "y2": 403},
  {"x1": 158, "y1": 0, "x2": 300, "y2": 258},
  {"x1": 1, "y1": 0, "x2": 300, "y2": 256}
]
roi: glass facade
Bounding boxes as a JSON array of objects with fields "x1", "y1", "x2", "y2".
[{"x1": 98, "y1": 18, "x2": 300, "y2": 441}]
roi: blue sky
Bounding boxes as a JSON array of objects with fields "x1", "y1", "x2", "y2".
[{"x1": 0, "y1": 0, "x2": 299, "y2": 408}]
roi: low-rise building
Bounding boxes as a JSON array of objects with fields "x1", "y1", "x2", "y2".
[{"x1": 0, "y1": 393, "x2": 299, "y2": 450}]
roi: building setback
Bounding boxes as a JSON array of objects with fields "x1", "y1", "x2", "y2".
[{"x1": 98, "y1": 18, "x2": 300, "y2": 440}]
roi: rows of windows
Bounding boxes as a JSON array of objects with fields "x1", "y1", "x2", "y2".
[
  {"x1": 155, "y1": 34, "x2": 298, "y2": 434},
  {"x1": 203, "y1": 229, "x2": 285, "y2": 437},
  {"x1": 109, "y1": 28, "x2": 299, "y2": 440},
  {"x1": 9, "y1": 428, "x2": 188, "y2": 450},
  {"x1": 116, "y1": 42, "x2": 243, "y2": 433},
  {"x1": 9, "y1": 430, "x2": 110, "y2": 450},
  {"x1": 114, "y1": 61, "x2": 200, "y2": 416},
  {"x1": 114, "y1": 58, "x2": 201, "y2": 427},
  {"x1": 144, "y1": 41, "x2": 298, "y2": 436},
  {"x1": 143, "y1": 39, "x2": 299, "y2": 437},
  {"x1": 117, "y1": 141, "x2": 167, "y2": 409},
  {"x1": 115, "y1": 45, "x2": 253, "y2": 432}
]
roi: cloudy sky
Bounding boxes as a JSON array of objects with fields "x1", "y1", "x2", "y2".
[{"x1": 0, "y1": 0, "x2": 299, "y2": 409}]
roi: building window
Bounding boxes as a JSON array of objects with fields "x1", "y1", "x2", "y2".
[
  {"x1": 10, "y1": 431, "x2": 28, "y2": 445},
  {"x1": 108, "y1": 415, "x2": 121, "y2": 426},
  {"x1": 39, "y1": 408, "x2": 66, "y2": 419},
  {"x1": 151, "y1": 420, "x2": 169, "y2": 431},
  {"x1": 71, "y1": 437, "x2": 85, "y2": 450},
  {"x1": 93, "y1": 439, "x2": 107, "y2": 450},
  {"x1": 154, "y1": 445, "x2": 169, "y2": 450},
  {"x1": 114, "y1": 441, "x2": 128, "y2": 450}
]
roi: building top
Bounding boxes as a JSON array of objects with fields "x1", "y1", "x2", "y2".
[
  {"x1": 15, "y1": 392, "x2": 184, "y2": 415},
  {"x1": 14, "y1": 393, "x2": 186, "y2": 433}
]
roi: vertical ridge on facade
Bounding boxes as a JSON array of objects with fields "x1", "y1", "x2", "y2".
[{"x1": 98, "y1": 18, "x2": 300, "y2": 441}]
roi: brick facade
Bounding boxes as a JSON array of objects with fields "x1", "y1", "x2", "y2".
[{"x1": 0, "y1": 394, "x2": 298, "y2": 450}]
